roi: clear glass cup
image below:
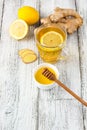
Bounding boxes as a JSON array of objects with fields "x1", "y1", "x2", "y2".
[{"x1": 34, "y1": 23, "x2": 67, "y2": 63}]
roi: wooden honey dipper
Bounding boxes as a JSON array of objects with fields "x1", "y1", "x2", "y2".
[{"x1": 42, "y1": 68, "x2": 87, "y2": 107}]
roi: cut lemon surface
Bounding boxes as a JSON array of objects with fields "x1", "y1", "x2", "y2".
[
  {"x1": 9, "y1": 19, "x2": 28, "y2": 40},
  {"x1": 40, "y1": 31, "x2": 64, "y2": 47}
]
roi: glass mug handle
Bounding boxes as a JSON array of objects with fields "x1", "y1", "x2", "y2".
[
  {"x1": 34, "y1": 28, "x2": 37, "y2": 36},
  {"x1": 59, "y1": 48, "x2": 69, "y2": 61}
]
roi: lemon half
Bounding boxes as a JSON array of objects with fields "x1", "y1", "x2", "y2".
[
  {"x1": 9, "y1": 19, "x2": 29, "y2": 40},
  {"x1": 40, "y1": 31, "x2": 64, "y2": 47}
]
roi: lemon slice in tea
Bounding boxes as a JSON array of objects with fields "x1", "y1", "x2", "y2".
[
  {"x1": 9, "y1": 19, "x2": 29, "y2": 40},
  {"x1": 40, "y1": 31, "x2": 64, "y2": 47}
]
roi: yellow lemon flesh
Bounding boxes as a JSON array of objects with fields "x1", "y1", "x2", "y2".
[
  {"x1": 18, "y1": 6, "x2": 39, "y2": 25},
  {"x1": 40, "y1": 31, "x2": 64, "y2": 47},
  {"x1": 9, "y1": 19, "x2": 28, "y2": 40}
]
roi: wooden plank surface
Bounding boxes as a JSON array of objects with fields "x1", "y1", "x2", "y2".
[
  {"x1": 0, "y1": 0, "x2": 4, "y2": 39},
  {"x1": 38, "y1": 0, "x2": 85, "y2": 130},
  {"x1": 0, "y1": 0, "x2": 87, "y2": 130},
  {"x1": 0, "y1": 0, "x2": 39, "y2": 130},
  {"x1": 75, "y1": 0, "x2": 87, "y2": 129},
  {"x1": 38, "y1": 100, "x2": 83, "y2": 130}
]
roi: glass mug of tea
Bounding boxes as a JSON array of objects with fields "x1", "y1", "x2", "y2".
[{"x1": 34, "y1": 23, "x2": 67, "y2": 63}]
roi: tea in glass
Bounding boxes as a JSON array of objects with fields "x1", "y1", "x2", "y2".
[{"x1": 34, "y1": 24, "x2": 67, "y2": 63}]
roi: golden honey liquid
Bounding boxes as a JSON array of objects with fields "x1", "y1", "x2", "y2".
[
  {"x1": 35, "y1": 67, "x2": 56, "y2": 84},
  {"x1": 36, "y1": 26, "x2": 66, "y2": 63}
]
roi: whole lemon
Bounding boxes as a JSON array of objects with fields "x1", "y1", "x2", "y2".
[{"x1": 18, "y1": 6, "x2": 39, "y2": 25}]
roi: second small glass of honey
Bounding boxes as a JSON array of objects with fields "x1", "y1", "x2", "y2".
[{"x1": 34, "y1": 23, "x2": 67, "y2": 63}]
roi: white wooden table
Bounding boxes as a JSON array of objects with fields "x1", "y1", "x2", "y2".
[{"x1": 0, "y1": 0, "x2": 87, "y2": 130}]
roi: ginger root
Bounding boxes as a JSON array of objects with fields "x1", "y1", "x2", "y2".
[
  {"x1": 19, "y1": 49, "x2": 37, "y2": 63},
  {"x1": 41, "y1": 7, "x2": 83, "y2": 34}
]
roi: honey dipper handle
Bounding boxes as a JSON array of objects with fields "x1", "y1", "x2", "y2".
[{"x1": 55, "y1": 79, "x2": 87, "y2": 107}]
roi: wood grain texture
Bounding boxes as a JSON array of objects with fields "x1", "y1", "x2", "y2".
[
  {"x1": 75, "y1": 0, "x2": 87, "y2": 100},
  {"x1": 0, "y1": 0, "x2": 4, "y2": 39},
  {"x1": 38, "y1": 100, "x2": 84, "y2": 130},
  {"x1": 0, "y1": 0, "x2": 39, "y2": 130},
  {"x1": 75, "y1": 0, "x2": 87, "y2": 129},
  {"x1": 38, "y1": 0, "x2": 85, "y2": 130},
  {"x1": 0, "y1": 0, "x2": 87, "y2": 130}
]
